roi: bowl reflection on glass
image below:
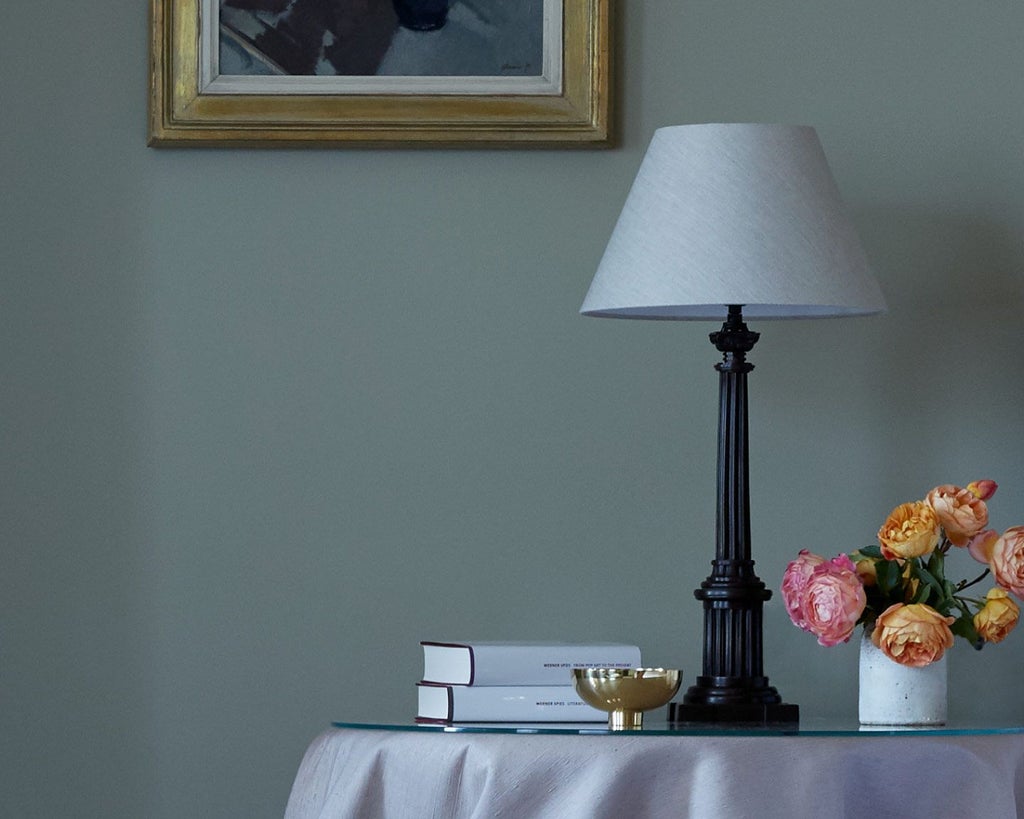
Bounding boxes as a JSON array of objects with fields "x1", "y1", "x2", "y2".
[{"x1": 572, "y1": 667, "x2": 682, "y2": 730}]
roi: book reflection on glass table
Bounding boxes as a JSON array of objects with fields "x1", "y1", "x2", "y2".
[
  {"x1": 416, "y1": 683, "x2": 606, "y2": 723},
  {"x1": 420, "y1": 641, "x2": 642, "y2": 687}
]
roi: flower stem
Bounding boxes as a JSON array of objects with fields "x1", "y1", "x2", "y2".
[{"x1": 955, "y1": 568, "x2": 991, "y2": 594}]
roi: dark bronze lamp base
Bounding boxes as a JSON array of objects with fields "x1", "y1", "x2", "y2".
[
  {"x1": 663, "y1": 306, "x2": 800, "y2": 731},
  {"x1": 668, "y1": 701, "x2": 799, "y2": 727}
]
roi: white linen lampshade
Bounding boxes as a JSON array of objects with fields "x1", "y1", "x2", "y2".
[{"x1": 580, "y1": 123, "x2": 886, "y2": 320}]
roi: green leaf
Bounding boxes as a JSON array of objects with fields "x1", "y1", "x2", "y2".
[
  {"x1": 916, "y1": 564, "x2": 946, "y2": 602},
  {"x1": 950, "y1": 613, "x2": 981, "y2": 648},
  {"x1": 876, "y1": 560, "x2": 901, "y2": 595},
  {"x1": 951, "y1": 598, "x2": 972, "y2": 616},
  {"x1": 859, "y1": 544, "x2": 883, "y2": 559}
]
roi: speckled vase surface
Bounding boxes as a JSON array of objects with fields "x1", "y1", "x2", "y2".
[{"x1": 858, "y1": 630, "x2": 947, "y2": 726}]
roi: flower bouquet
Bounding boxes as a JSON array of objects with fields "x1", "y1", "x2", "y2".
[{"x1": 781, "y1": 480, "x2": 1024, "y2": 666}]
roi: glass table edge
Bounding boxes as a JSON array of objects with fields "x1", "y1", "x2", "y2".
[{"x1": 331, "y1": 719, "x2": 1024, "y2": 738}]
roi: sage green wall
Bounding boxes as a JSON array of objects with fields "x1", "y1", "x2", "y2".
[{"x1": 3, "y1": 1, "x2": 1023, "y2": 817}]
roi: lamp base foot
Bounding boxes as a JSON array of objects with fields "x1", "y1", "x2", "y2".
[{"x1": 668, "y1": 701, "x2": 799, "y2": 727}]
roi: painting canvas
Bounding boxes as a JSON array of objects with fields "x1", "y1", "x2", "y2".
[
  {"x1": 218, "y1": 0, "x2": 546, "y2": 82},
  {"x1": 149, "y1": 0, "x2": 610, "y2": 146}
]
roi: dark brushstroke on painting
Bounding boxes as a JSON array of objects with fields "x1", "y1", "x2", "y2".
[
  {"x1": 219, "y1": 0, "x2": 544, "y2": 78},
  {"x1": 222, "y1": 0, "x2": 398, "y2": 75}
]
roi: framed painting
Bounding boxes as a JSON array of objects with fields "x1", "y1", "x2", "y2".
[{"x1": 148, "y1": 0, "x2": 611, "y2": 147}]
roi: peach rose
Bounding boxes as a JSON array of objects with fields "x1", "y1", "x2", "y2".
[
  {"x1": 974, "y1": 588, "x2": 1020, "y2": 643},
  {"x1": 926, "y1": 484, "x2": 990, "y2": 547},
  {"x1": 871, "y1": 603, "x2": 955, "y2": 666},
  {"x1": 990, "y1": 526, "x2": 1024, "y2": 600},
  {"x1": 877, "y1": 501, "x2": 940, "y2": 560}
]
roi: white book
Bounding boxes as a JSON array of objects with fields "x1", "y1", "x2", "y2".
[
  {"x1": 416, "y1": 683, "x2": 606, "y2": 723},
  {"x1": 420, "y1": 640, "x2": 641, "y2": 686}
]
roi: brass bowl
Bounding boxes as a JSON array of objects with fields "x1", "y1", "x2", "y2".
[{"x1": 572, "y1": 667, "x2": 682, "y2": 730}]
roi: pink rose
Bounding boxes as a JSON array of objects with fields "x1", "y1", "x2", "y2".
[
  {"x1": 990, "y1": 526, "x2": 1024, "y2": 601},
  {"x1": 967, "y1": 529, "x2": 999, "y2": 564},
  {"x1": 926, "y1": 484, "x2": 990, "y2": 547},
  {"x1": 781, "y1": 550, "x2": 825, "y2": 630},
  {"x1": 967, "y1": 479, "x2": 998, "y2": 501},
  {"x1": 804, "y1": 558, "x2": 868, "y2": 646},
  {"x1": 782, "y1": 552, "x2": 866, "y2": 646}
]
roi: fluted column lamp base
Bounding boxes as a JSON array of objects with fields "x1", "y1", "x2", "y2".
[{"x1": 666, "y1": 306, "x2": 798, "y2": 727}]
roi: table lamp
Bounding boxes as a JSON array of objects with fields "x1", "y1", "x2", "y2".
[{"x1": 581, "y1": 123, "x2": 886, "y2": 724}]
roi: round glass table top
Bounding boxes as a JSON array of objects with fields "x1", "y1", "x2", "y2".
[{"x1": 331, "y1": 716, "x2": 1024, "y2": 738}]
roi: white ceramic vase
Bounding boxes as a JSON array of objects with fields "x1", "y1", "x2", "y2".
[{"x1": 858, "y1": 630, "x2": 947, "y2": 726}]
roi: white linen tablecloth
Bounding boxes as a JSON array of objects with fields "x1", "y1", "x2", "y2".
[{"x1": 284, "y1": 726, "x2": 1024, "y2": 818}]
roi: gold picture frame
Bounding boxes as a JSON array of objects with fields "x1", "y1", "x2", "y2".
[{"x1": 148, "y1": 0, "x2": 611, "y2": 147}]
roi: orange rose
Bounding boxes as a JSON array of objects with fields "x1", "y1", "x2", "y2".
[
  {"x1": 926, "y1": 484, "x2": 989, "y2": 547},
  {"x1": 990, "y1": 526, "x2": 1024, "y2": 600},
  {"x1": 877, "y1": 501, "x2": 940, "y2": 560},
  {"x1": 871, "y1": 603, "x2": 955, "y2": 666},
  {"x1": 974, "y1": 588, "x2": 1020, "y2": 643},
  {"x1": 855, "y1": 558, "x2": 877, "y2": 587},
  {"x1": 900, "y1": 561, "x2": 920, "y2": 601}
]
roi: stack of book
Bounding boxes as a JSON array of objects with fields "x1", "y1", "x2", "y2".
[{"x1": 415, "y1": 640, "x2": 642, "y2": 723}]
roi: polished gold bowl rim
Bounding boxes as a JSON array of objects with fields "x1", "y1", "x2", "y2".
[{"x1": 571, "y1": 667, "x2": 682, "y2": 729}]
